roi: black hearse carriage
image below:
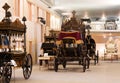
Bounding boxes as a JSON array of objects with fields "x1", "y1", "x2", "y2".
[
  {"x1": 0, "y1": 3, "x2": 32, "y2": 83},
  {"x1": 54, "y1": 31, "x2": 90, "y2": 72},
  {"x1": 41, "y1": 11, "x2": 90, "y2": 72}
]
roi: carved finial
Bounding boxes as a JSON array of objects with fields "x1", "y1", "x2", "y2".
[
  {"x1": 72, "y1": 10, "x2": 76, "y2": 18},
  {"x1": 2, "y1": 3, "x2": 10, "y2": 11},
  {"x1": 2, "y1": 3, "x2": 12, "y2": 22},
  {"x1": 22, "y1": 16, "x2": 27, "y2": 22}
]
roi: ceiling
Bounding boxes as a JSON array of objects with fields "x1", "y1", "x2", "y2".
[{"x1": 41, "y1": 0, "x2": 120, "y2": 20}]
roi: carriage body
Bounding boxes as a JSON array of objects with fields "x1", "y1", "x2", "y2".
[
  {"x1": 41, "y1": 31, "x2": 89, "y2": 72},
  {"x1": 0, "y1": 3, "x2": 32, "y2": 83},
  {"x1": 53, "y1": 31, "x2": 90, "y2": 72},
  {"x1": 41, "y1": 11, "x2": 91, "y2": 72},
  {"x1": 57, "y1": 31, "x2": 84, "y2": 59}
]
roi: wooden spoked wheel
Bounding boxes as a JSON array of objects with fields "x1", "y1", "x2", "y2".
[
  {"x1": 22, "y1": 54, "x2": 32, "y2": 79},
  {"x1": 0, "y1": 62, "x2": 12, "y2": 83}
]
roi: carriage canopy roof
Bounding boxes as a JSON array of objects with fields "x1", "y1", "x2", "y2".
[
  {"x1": 58, "y1": 31, "x2": 81, "y2": 40},
  {"x1": 0, "y1": 3, "x2": 26, "y2": 35}
]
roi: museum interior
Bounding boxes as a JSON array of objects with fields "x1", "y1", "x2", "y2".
[{"x1": 0, "y1": 0, "x2": 120, "y2": 83}]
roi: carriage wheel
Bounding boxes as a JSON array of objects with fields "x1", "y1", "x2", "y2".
[
  {"x1": 83, "y1": 57, "x2": 86, "y2": 72},
  {"x1": 1, "y1": 63, "x2": 12, "y2": 83},
  {"x1": 87, "y1": 50, "x2": 91, "y2": 68},
  {"x1": 62, "y1": 60, "x2": 66, "y2": 69},
  {"x1": 96, "y1": 55, "x2": 99, "y2": 63},
  {"x1": 22, "y1": 54, "x2": 32, "y2": 79},
  {"x1": 86, "y1": 57, "x2": 90, "y2": 69},
  {"x1": 94, "y1": 54, "x2": 99, "y2": 65},
  {"x1": 54, "y1": 58, "x2": 58, "y2": 72},
  {"x1": 94, "y1": 59, "x2": 97, "y2": 65}
]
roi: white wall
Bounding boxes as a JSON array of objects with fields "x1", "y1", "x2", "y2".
[
  {"x1": 96, "y1": 43, "x2": 105, "y2": 57},
  {"x1": 36, "y1": 23, "x2": 42, "y2": 56}
]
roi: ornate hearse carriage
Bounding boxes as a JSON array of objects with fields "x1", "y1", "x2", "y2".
[
  {"x1": 54, "y1": 31, "x2": 89, "y2": 72},
  {"x1": 104, "y1": 37, "x2": 118, "y2": 60},
  {"x1": 41, "y1": 11, "x2": 98, "y2": 72},
  {"x1": 0, "y1": 3, "x2": 32, "y2": 83}
]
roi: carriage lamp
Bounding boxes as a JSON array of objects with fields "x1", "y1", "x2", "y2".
[{"x1": 38, "y1": 17, "x2": 46, "y2": 25}]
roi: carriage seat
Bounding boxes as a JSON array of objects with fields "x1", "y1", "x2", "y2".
[
  {"x1": 61, "y1": 37, "x2": 81, "y2": 57},
  {"x1": 41, "y1": 43, "x2": 57, "y2": 56},
  {"x1": 62, "y1": 37, "x2": 77, "y2": 48}
]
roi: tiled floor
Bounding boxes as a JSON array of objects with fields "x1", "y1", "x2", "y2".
[{"x1": 11, "y1": 61, "x2": 120, "y2": 83}]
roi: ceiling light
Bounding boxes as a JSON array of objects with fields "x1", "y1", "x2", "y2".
[
  {"x1": 61, "y1": 12, "x2": 71, "y2": 16},
  {"x1": 101, "y1": 13, "x2": 106, "y2": 21},
  {"x1": 83, "y1": 11, "x2": 89, "y2": 19},
  {"x1": 103, "y1": 35, "x2": 106, "y2": 38},
  {"x1": 118, "y1": 12, "x2": 120, "y2": 21},
  {"x1": 51, "y1": 6, "x2": 64, "y2": 10}
]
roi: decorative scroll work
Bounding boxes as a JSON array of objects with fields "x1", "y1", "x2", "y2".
[
  {"x1": 105, "y1": 37, "x2": 117, "y2": 53},
  {"x1": 61, "y1": 11, "x2": 86, "y2": 42},
  {"x1": 61, "y1": 10, "x2": 85, "y2": 31}
]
